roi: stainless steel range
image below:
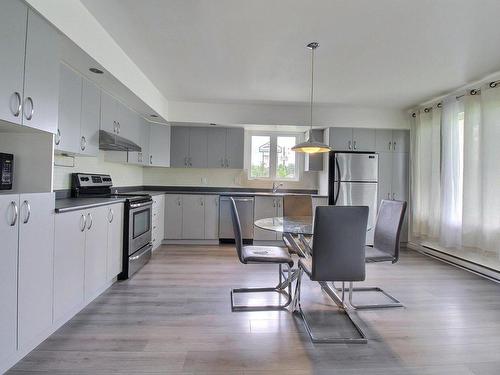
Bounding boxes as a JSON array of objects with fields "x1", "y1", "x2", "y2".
[{"x1": 71, "y1": 173, "x2": 153, "y2": 279}]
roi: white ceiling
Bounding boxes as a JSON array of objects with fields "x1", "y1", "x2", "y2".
[{"x1": 81, "y1": 0, "x2": 500, "y2": 109}]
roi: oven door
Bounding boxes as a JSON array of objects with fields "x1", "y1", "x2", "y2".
[{"x1": 128, "y1": 201, "x2": 153, "y2": 255}]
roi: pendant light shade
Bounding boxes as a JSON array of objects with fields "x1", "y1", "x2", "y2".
[{"x1": 292, "y1": 42, "x2": 331, "y2": 154}]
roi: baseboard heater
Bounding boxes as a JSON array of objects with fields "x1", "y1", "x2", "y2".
[{"x1": 411, "y1": 243, "x2": 500, "y2": 283}]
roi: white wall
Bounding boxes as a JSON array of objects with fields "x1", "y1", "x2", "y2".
[{"x1": 53, "y1": 152, "x2": 143, "y2": 190}]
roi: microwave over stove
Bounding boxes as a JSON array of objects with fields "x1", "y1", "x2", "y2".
[{"x1": 0, "y1": 153, "x2": 13, "y2": 190}]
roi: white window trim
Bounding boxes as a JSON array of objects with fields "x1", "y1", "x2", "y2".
[{"x1": 246, "y1": 131, "x2": 304, "y2": 181}]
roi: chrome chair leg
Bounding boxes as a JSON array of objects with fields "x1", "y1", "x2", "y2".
[
  {"x1": 230, "y1": 264, "x2": 293, "y2": 312},
  {"x1": 296, "y1": 277, "x2": 367, "y2": 344},
  {"x1": 332, "y1": 282, "x2": 404, "y2": 309}
]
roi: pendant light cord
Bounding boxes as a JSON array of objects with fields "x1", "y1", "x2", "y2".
[{"x1": 310, "y1": 46, "x2": 314, "y2": 134}]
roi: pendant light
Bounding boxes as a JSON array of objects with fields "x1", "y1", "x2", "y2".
[{"x1": 292, "y1": 42, "x2": 332, "y2": 154}]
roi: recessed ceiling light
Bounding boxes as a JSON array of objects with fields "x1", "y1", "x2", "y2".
[
  {"x1": 89, "y1": 67, "x2": 104, "y2": 74},
  {"x1": 150, "y1": 114, "x2": 159, "y2": 118}
]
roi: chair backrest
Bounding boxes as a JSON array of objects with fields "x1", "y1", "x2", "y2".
[
  {"x1": 311, "y1": 206, "x2": 368, "y2": 282},
  {"x1": 229, "y1": 198, "x2": 244, "y2": 263},
  {"x1": 283, "y1": 195, "x2": 313, "y2": 217},
  {"x1": 373, "y1": 199, "x2": 407, "y2": 262}
]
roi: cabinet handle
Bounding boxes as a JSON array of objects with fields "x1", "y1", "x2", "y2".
[
  {"x1": 87, "y1": 213, "x2": 93, "y2": 230},
  {"x1": 392, "y1": 193, "x2": 396, "y2": 200},
  {"x1": 81, "y1": 136, "x2": 86, "y2": 151},
  {"x1": 80, "y1": 214, "x2": 86, "y2": 232},
  {"x1": 177, "y1": 198, "x2": 181, "y2": 206},
  {"x1": 189, "y1": 157, "x2": 192, "y2": 167},
  {"x1": 55, "y1": 129, "x2": 61, "y2": 145},
  {"x1": 117, "y1": 122, "x2": 120, "y2": 134},
  {"x1": 220, "y1": 158, "x2": 224, "y2": 167},
  {"x1": 393, "y1": 141, "x2": 396, "y2": 151},
  {"x1": 273, "y1": 199, "x2": 276, "y2": 207},
  {"x1": 9, "y1": 201, "x2": 18, "y2": 226},
  {"x1": 113, "y1": 121, "x2": 117, "y2": 133},
  {"x1": 24, "y1": 97, "x2": 34, "y2": 121},
  {"x1": 387, "y1": 193, "x2": 390, "y2": 199},
  {"x1": 388, "y1": 141, "x2": 392, "y2": 150},
  {"x1": 184, "y1": 157, "x2": 187, "y2": 166},
  {"x1": 150, "y1": 155, "x2": 153, "y2": 165},
  {"x1": 348, "y1": 140, "x2": 352, "y2": 150},
  {"x1": 353, "y1": 140, "x2": 357, "y2": 150},
  {"x1": 22, "y1": 200, "x2": 31, "y2": 224},
  {"x1": 13, "y1": 92, "x2": 22, "y2": 117},
  {"x1": 200, "y1": 197, "x2": 204, "y2": 206},
  {"x1": 226, "y1": 158, "x2": 230, "y2": 168},
  {"x1": 108, "y1": 209, "x2": 114, "y2": 223}
]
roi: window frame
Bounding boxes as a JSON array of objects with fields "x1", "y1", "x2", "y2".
[{"x1": 247, "y1": 131, "x2": 303, "y2": 181}]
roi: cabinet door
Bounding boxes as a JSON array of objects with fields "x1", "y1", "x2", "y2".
[
  {"x1": 54, "y1": 210, "x2": 85, "y2": 323},
  {"x1": 352, "y1": 128, "x2": 375, "y2": 151},
  {"x1": 120, "y1": 107, "x2": 141, "y2": 144},
  {"x1": 149, "y1": 124, "x2": 171, "y2": 167},
  {"x1": 329, "y1": 128, "x2": 353, "y2": 151},
  {"x1": 80, "y1": 78, "x2": 100, "y2": 156},
  {"x1": 0, "y1": 195, "x2": 19, "y2": 361},
  {"x1": 377, "y1": 152, "x2": 393, "y2": 206},
  {"x1": 84, "y1": 206, "x2": 108, "y2": 302},
  {"x1": 189, "y1": 127, "x2": 208, "y2": 168},
  {"x1": 100, "y1": 91, "x2": 118, "y2": 133},
  {"x1": 17, "y1": 193, "x2": 55, "y2": 350},
  {"x1": 225, "y1": 127, "x2": 244, "y2": 168},
  {"x1": 22, "y1": 10, "x2": 59, "y2": 133},
  {"x1": 254, "y1": 196, "x2": 279, "y2": 241},
  {"x1": 182, "y1": 195, "x2": 205, "y2": 239},
  {"x1": 391, "y1": 152, "x2": 409, "y2": 202},
  {"x1": 56, "y1": 64, "x2": 81, "y2": 153},
  {"x1": 375, "y1": 129, "x2": 393, "y2": 152},
  {"x1": 0, "y1": 0, "x2": 27, "y2": 125},
  {"x1": 152, "y1": 195, "x2": 165, "y2": 248},
  {"x1": 106, "y1": 204, "x2": 124, "y2": 281},
  {"x1": 139, "y1": 120, "x2": 150, "y2": 166},
  {"x1": 165, "y1": 194, "x2": 183, "y2": 239},
  {"x1": 207, "y1": 128, "x2": 227, "y2": 168},
  {"x1": 392, "y1": 130, "x2": 410, "y2": 153},
  {"x1": 204, "y1": 195, "x2": 219, "y2": 239},
  {"x1": 170, "y1": 127, "x2": 190, "y2": 167}
]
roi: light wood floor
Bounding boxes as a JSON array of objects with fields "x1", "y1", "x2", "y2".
[{"x1": 8, "y1": 245, "x2": 500, "y2": 374}]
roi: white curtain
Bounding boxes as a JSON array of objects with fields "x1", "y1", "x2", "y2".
[
  {"x1": 440, "y1": 98, "x2": 464, "y2": 247},
  {"x1": 410, "y1": 107, "x2": 441, "y2": 240}
]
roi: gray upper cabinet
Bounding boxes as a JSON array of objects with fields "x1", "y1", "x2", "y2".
[
  {"x1": 80, "y1": 78, "x2": 100, "y2": 156},
  {"x1": 207, "y1": 128, "x2": 227, "y2": 168},
  {"x1": 170, "y1": 127, "x2": 190, "y2": 167},
  {"x1": 329, "y1": 127, "x2": 353, "y2": 150},
  {"x1": 375, "y1": 129, "x2": 410, "y2": 153},
  {"x1": 100, "y1": 91, "x2": 119, "y2": 134},
  {"x1": 0, "y1": 3, "x2": 58, "y2": 133},
  {"x1": 352, "y1": 128, "x2": 375, "y2": 151},
  {"x1": 56, "y1": 64, "x2": 82, "y2": 153},
  {"x1": 148, "y1": 124, "x2": 171, "y2": 167},
  {"x1": 0, "y1": 0, "x2": 27, "y2": 125},
  {"x1": 225, "y1": 127, "x2": 244, "y2": 169},
  {"x1": 22, "y1": 9, "x2": 59, "y2": 134},
  {"x1": 189, "y1": 128, "x2": 208, "y2": 168}
]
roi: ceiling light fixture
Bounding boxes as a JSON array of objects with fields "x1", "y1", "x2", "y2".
[
  {"x1": 89, "y1": 67, "x2": 104, "y2": 74},
  {"x1": 292, "y1": 42, "x2": 331, "y2": 154}
]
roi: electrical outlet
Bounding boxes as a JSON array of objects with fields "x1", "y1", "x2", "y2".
[{"x1": 201, "y1": 177, "x2": 208, "y2": 185}]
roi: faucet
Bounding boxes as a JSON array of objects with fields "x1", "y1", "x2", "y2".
[{"x1": 272, "y1": 182, "x2": 284, "y2": 193}]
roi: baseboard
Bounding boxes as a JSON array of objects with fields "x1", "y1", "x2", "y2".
[{"x1": 408, "y1": 242, "x2": 500, "y2": 283}]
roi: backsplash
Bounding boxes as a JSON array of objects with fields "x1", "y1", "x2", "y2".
[{"x1": 53, "y1": 152, "x2": 144, "y2": 190}]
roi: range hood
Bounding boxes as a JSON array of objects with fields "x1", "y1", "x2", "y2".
[{"x1": 99, "y1": 130, "x2": 141, "y2": 152}]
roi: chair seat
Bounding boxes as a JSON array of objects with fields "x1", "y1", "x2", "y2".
[
  {"x1": 365, "y1": 246, "x2": 395, "y2": 263},
  {"x1": 241, "y1": 246, "x2": 293, "y2": 266},
  {"x1": 298, "y1": 257, "x2": 313, "y2": 278}
]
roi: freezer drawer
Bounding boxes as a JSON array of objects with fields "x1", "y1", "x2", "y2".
[
  {"x1": 336, "y1": 181, "x2": 377, "y2": 244},
  {"x1": 335, "y1": 153, "x2": 378, "y2": 182},
  {"x1": 219, "y1": 196, "x2": 254, "y2": 240}
]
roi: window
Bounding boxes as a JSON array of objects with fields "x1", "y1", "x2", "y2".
[{"x1": 249, "y1": 133, "x2": 299, "y2": 180}]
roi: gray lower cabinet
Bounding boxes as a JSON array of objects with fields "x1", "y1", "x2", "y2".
[
  {"x1": 204, "y1": 195, "x2": 219, "y2": 240},
  {"x1": 17, "y1": 193, "x2": 55, "y2": 351},
  {"x1": 0, "y1": 195, "x2": 20, "y2": 364},
  {"x1": 181, "y1": 195, "x2": 205, "y2": 239},
  {"x1": 254, "y1": 196, "x2": 282, "y2": 241},
  {"x1": 22, "y1": 9, "x2": 59, "y2": 134},
  {"x1": 106, "y1": 204, "x2": 124, "y2": 280},
  {"x1": 0, "y1": 2, "x2": 59, "y2": 133},
  {"x1": 165, "y1": 194, "x2": 183, "y2": 239},
  {"x1": 152, "y1": 195, "x2": 165, "y2": 250},
  {"x1": 0, "y1": 0, "x2": 27, "y2": 126}
]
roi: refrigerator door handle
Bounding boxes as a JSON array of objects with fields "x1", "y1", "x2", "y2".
[{"x1": 334, "y1": 158, "x2": 341, "y2": 205}]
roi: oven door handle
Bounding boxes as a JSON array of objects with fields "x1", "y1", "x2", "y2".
[
  {"x1": 130, "y1": 244, "x2": 153, "y2": 261},
  {"x1": 129, "y1": 201, "x2": 153, "y2": 209}
]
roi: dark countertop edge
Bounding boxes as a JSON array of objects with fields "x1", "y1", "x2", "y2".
[
  {"x1": 131, "y1": 190, "x2": 328, "y2": 198},
  {"x1": 55, "y1": 198, "x2": 126, "y2": 213}
]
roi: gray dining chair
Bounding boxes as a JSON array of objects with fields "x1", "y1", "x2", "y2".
[
  {"x1": 282, "y1": 195, "x2": 313, "y2": 255},
  {"x1": 229, "y1": 198, "x2": 294, "y2": 311},
  {"x1": 344, "y1": 199, "x2": 407, "y2": 309},
  {"x1": 295, "y1": 205, "x2": 369, "y2": 343}
]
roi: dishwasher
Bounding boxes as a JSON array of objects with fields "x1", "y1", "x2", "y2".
[{"x1": 219, "y1": 196, "x2": 255, "y2": 241}]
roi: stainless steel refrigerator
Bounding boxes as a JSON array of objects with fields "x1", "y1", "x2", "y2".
[{"x1": 328, "y1": 152, "x2": 378, "y2": 244}]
